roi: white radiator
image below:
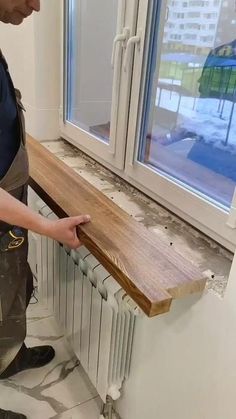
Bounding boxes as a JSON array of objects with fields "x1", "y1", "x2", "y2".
[{"x1": 31, "y1": 203, "x2": 141, "y2": 404}]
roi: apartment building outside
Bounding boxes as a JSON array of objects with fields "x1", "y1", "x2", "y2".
[{"x1": 163, "y1": 0, "x2": 222, "y2": 54}]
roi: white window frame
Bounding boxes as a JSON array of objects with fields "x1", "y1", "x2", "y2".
[
  {"x1": 60, "y1": 0, "x2": 236, "y2": 251},
  {"x1": 125, "y1": 0, "x2": 236, "y2": 251},
  {"x1": 60, "y1": 0, "x2": 139, "y2": 170}
]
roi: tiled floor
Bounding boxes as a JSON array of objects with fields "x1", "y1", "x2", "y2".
[{"x1": 0, "y1": 302, "x2": 102, "y2": 419}]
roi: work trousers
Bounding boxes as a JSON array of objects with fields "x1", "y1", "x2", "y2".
[{"x1": 0, "y1": 185, "x2": 33, "y2": 376}]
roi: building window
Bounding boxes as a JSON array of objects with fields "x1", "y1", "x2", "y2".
[
  {"x1": 189, "y1": 0, "x2": 204, "y2": 6},
  {"x1": 200, "y1": 35, "x2": 214, "y2": 41},
  {"x1": 184, "y1": 33, "x2": 197, "y2": 39},
  {"x1": 188, "y1": 11, "x2": 201, "y2": 17},
  {"x1": 187, "y1": 23, "x2": 201, "y2": 29},
  {"x1": 174, "y1": 12, "x2": 185, "y2": 18},
  {"x1": 204, "y1": 12, "x2": 218, "y2": 18}
]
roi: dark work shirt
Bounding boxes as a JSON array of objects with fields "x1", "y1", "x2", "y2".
[{"x1": 0, "y1": 58, "x2": 20, "y2": 179}]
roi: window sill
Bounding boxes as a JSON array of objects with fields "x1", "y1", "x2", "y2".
[{"x1": 27, "y1": 135, "x2": 233, "y2": 315}]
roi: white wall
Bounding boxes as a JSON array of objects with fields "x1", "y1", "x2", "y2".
[
  {"x1": 0, "y1": 0, "x2": 61, "y2": 140},
  {"x1": 117, "y1": 255, "x2": 236, "y2": 419}
]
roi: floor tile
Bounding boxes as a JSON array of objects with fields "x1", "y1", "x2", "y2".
[
  {"x1": 0, "y1": 384, "x2": 56, "y2": 419},
  {"x1": 41, "y1": 360, "x2": 97, "y2": 410},
  {"x1": 53, "y1": 397, "x2": 102, "y2": 419},
  {"x1": 26, "y1": 315, "x2": 63, "y2": 342},
  {"x1": 27, "y1": 301, "x2": 52, "y2": 324},
  {"x1": 0, "y1": 306, "x2": 98, "y2": 417}
]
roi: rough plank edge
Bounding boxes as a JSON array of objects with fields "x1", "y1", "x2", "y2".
[{"x1": 167, "y1": 277, "x2": 207, "y2": 299}]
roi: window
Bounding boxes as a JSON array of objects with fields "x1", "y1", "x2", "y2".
[
  {"x1": 189, "y1": 0, "x2": 204, "y2": 6},
  {"x1": 188, "y1": 11, "x2": 201, "y2": 17},
  {"x1": 187, "y1": 23, "x2": 201, "y2": 29},
  {"x1": 184, "y1": 33, "x2": 197, "y2": 39},
  {"x1": 62, "y1": 0, "x2": 138, "y2": 169},
  {"x1": 62, "y1": 0, "x2": 236, "y2": 251},
  {"x1": 66, "y1": 0, "x2": 117, "y2": 143},
  {"x1": 204, "y1": 12, "x2": 218, "y2": 18},
  {"x1": 174, "y1": 12, "x2": 185, "y2": 18},
  {"x1": 200, "y1": 35, "x2": 214, "y2": 41},
  {"x1": 171, "y1": 34, "x2": 182, "y2": 40}
]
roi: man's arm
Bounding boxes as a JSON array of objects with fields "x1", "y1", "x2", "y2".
[{"x1": 0, "y1": 187, "x2": 90, "y2": 249}]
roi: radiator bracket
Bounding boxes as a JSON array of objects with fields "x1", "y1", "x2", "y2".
[{"x1": 100, "y1": 396, "x2": 120, "y2": 419}]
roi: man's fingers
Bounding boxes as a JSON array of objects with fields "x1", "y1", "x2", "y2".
[
  {"x1": 71, "y1": 214, "x2": 91, "y2": 227},
  {"x1": 53, "y1": 215, "x2": 90, "y2": 249}
]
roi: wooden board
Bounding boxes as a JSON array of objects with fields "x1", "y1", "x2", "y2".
[{"x1": 27, "y1": 135, "x2": 207, "y2": 317}]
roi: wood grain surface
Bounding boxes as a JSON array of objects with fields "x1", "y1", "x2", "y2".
[{"x1": 27, "y1": 135, "x2": 207, "y2": 317}]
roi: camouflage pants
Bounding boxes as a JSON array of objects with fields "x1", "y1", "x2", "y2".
[{"x1": 0, "y1": 185, "x2": 33, "y2": 375}]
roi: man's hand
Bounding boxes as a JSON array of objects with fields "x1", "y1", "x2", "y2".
[
  {"x1": 0, "y1": 187, "x2": 91, "y2": 247},
  {"x1": 45, "y1": 215, "x2": 91, "y2": 249}
]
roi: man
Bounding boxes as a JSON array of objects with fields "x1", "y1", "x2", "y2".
[{"x1": 0, "y1": 1, "x2": 91, "y2": 418}]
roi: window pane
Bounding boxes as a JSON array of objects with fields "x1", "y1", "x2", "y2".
[
  {"x1": 66, "y1": 0, "x2": 118, "y2": 143},
  {"x1": 139, "y1": 0, "x2": 236, "y2": 208}
]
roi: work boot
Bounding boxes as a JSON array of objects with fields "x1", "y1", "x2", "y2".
[
  {"x1": 23, "y1": 345, "x2": 55, "y2": 371},
  {"x1": 0, "y1": 408, "x2": 27, "y2": 418},
  {"x1": 0, "y1": 346, "x2": 55, "y2": 379}
]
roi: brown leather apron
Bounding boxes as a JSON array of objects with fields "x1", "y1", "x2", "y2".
[{"x1": 0, "y1": 51, "x2": 32, "y2": 375}]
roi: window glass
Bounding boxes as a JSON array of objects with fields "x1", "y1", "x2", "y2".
[
  {"x1": 66, "y1": 0, "x2": 118, "y2": 143},
  {"x1": 139, "y1": 0, "x2": 236, "y2": 208}
]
